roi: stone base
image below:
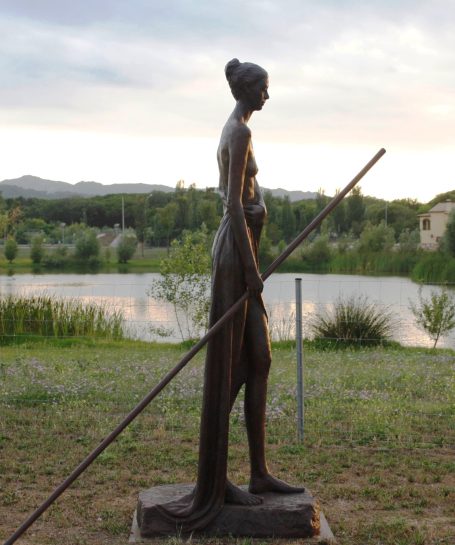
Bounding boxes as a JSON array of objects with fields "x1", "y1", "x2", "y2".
[{"x1": 131, "y1": 484, "x2": 335, "y2": 542}]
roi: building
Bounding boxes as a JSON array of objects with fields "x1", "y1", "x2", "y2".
[{"x1": 418, "y1": 200, "x2": 455, "y2": 249}]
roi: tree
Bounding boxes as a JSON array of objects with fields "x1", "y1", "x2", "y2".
[
  {"x1": 4, "y1": 236, "x2": 18, "y2": 263},
  {"x1": 443, "y1": 210, "x2": 455, "y2": 257},
  {"x1": 331, "y1": 190, "x2": 347, "y2": 235},
  {"x1": 117, "y1": 234, "x2": 138, "y2": 263},
  {"x1": 346, "y1": 186, "x2": 365, "y2": 237},
  {"x1": 281, "y1": 196, "x2": 296, "y2": 242},
  {"x1": 358, "y1": 221, "x2": 395, "y2": 253},
  {"x1": 155, "y1": 202, "x2": 178, "y2": 252},
  {"x1": 74, "y1": 229, "x2": 100, "y2": 261},
  {"x1": 7, "y1": 205, "x2": 23, "y2": 235},
  {"x1": 0, "y1": 212, "x2": 7, "y2": 240},
  {"x1": 302, "y1": 235, "x2": 332, "y2": 270},
  {"x1": 30, "y1": 235, "x2": 45, "y2": 264},
  {"x1": 148, "y1": 228, "x2": 211, "y2": 341},
  {"x1": 409, "y1": 287, "x2": 455, "y2": 348}
]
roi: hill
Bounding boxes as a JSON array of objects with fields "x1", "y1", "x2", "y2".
[{"x1": 0, "y1": 175, "x2": 317, "y2": 202}]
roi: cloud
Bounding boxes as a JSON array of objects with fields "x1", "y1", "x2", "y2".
[{"x1": 0, "y1": 1, "x2": 454, "y2": 148}]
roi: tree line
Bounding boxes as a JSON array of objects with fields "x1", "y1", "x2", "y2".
[
  {"x1": 2, "y1": 183, "x2": 455, "y2": 281},
  {"x1": 0, "y1": 182, "x2": 425, "y2": 247}
]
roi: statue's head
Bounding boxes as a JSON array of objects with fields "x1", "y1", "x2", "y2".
[{"x1": 225, "y1": 58, "x2": 269, "y2": 110}]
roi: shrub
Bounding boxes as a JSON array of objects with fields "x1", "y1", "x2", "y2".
[
  {"x1": 30, "y1": 235, "x2": 45, "y2": 264},
  {"x1": 409, "y1": 287, "x2": 455, "y2": 348},
  {"x1": 42, "y1": 246, "x2": 69, "y2": 269},
  {"x1": 116, "y1": 234, "x2": 138, "y2": 263},
  {"x1": 310, "y1": 295, "x2": 395, "y2": 348},
  {"x1": 4, "y1": 237, "x2": 18, "y2": 263}
]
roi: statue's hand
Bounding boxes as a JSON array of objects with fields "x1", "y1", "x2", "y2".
[
  {"x1": 244, "y1": 204, "x2": 265, "y2": 226},
  {"x1": 245, "y1": 267, "x2": 263, "y2": 297}
]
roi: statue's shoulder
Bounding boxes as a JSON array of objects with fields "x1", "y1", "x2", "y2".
[{"x1": 227, "y1": 121, "x2": 251, "y2": 148}]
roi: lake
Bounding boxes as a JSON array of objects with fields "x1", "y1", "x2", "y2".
[{"x1": 1, "y1": 272, "x2": 454, "y2": 349}]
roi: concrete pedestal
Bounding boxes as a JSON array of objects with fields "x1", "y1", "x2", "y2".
[{"x1": 130, "y1": 484, "x2": 335, "y2": 542}]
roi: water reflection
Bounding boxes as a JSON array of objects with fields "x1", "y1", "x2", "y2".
[{"x1": 1, "y1": 272, "x2": 454, "y2": 349}]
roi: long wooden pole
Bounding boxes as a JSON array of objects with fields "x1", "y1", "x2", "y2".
[{"x1": 3, "y1": 148, "x2": 385, "y2": 545}]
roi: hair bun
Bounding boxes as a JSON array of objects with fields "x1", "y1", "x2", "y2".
[{"x1": 225, "y1": 58, "x2": 241, "y2": 81}]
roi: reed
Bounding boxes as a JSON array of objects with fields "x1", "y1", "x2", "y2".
[{"x1": 0, "y1": 294, "x2": 124, "y2": 344}]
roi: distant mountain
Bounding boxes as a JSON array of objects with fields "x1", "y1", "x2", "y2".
[
  {"x1": 262, "y1": 187, "x2": 317, "y2": 201},
  {"x1": 0, "y1": 175, "x2": 317, "y2": 202},
  {"x1": 0, "y1": 175, "x2": 174, "y2": 199}
]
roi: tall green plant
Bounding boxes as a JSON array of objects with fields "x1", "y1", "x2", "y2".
[
  {"x1": 30, "y1": 235, "x2": 45, "y2": 264},
  {"x1": 311, "y1": 295, "x2": 394, "y2": 348},
  {"x1": 0, "y1": 295, "x2": 124, "y2": 344},
  {"x1": 148, "y1": 227, "x2": 211, "y2": 341},
  {"x1": 75, "y1": 229, "x2": 100, "y2": 261},
  {"x1": 4, "y1": 236, "x2": 18, "y2": 263},
  {"x1": 409, "y1": 287, "x2": 455, "y2": 348},
  {"x1": 443, "y1": 210, "x2": 455, "y2": 257},
  {"x1": 116, "y1": 233, "x2": 137, "y2": 263}
]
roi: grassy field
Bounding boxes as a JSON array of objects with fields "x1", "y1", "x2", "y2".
[
  {"x1": 1, "y1": 340, "x2": 454, "y2": 545},
  {"x1": 0, "y1": 245, "x2": 167, "y2": 274}
]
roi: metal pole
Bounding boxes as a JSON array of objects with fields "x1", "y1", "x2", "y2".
[
  {"x1": 3, "y1": 148, "x2": 386, "y2": 545},
  {"x1": 295, "y1": 278, "x2": 304, "y2": 442}
]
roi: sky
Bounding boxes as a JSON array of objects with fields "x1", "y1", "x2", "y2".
[{"x1": 0, "y1": 0, "x2": 454, "y2": 203}]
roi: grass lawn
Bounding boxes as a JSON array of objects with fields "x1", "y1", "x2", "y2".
[
  {"x1": 0, "y1": 246, "x2": 167, "y2": 274},
  {"x1": 1, "y1": 340, "x2": 454, "y2": 545}
]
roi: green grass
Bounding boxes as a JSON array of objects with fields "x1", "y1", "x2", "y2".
[
  {"x1": 0, "y1": 294, "x2": 124, "y2": 344},
  {"x1": 0, "y1": 244, "x2": 167, "y2": 273},
  {"x1": 1, "y1": 340, "x2": 454, "y2": 544}
]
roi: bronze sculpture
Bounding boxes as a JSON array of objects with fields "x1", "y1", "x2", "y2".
[
  {"x1": 3, "y1": 56, "x2": 385, "y2": 543},
  {"x1": 153, "y1": 58, "x2": 304, "y2": 532}
]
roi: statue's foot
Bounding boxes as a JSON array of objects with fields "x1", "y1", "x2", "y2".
[
  {"x1": 225, "y1": 479, "x2": 263, "y2": 505},
  {"x1": 249, "y1": 473, "x2": 305, "y2": 495}
]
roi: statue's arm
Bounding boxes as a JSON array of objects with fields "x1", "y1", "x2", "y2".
[{"x1": 226, "y1": 126, "x2": 263, "y2": 293}]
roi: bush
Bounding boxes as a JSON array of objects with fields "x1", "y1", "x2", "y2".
[
  {"x1": 42, "y1": 246, "x2": 69, "y2": 269},
  {"x1": 310, "y1": 295, "x2": 395, "y2": 348},
  {"x1": 74, "y1": 229, "x2": 100, "y2": 261},
  {"x1": 116, "y1": 234, "x2": 138, "y2": 263},
  {"x1": 4, "y1": 237, "x2": 18, "y2": 263}
]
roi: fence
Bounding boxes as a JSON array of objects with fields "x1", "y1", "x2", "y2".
[
  {"x1": 2, "y1": 272, "x2": 454, "y2": 544},
  {"x1": 1, "y1": 272, "x2": 455, "y2": 348},
  {"x1": 1, "y1": 273, "x2": 454, "y2": 445}
]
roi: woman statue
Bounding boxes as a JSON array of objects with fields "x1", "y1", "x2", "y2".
[{"x1": 154, "y1": 58, "x2": 304, "y2": 533}]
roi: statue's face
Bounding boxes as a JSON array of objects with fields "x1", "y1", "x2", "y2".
[{"x1": 245, "y1": 76, "x2": 269, "y2": 111}]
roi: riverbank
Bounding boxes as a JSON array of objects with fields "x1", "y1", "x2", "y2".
[
  {"x1": 1, "y1": 339, "x2": 454, "y2": 545},
  {"x1": 2, "y1": 244, "x2": 455, "y2": 283},
  {"x1": 0, "y1": 245, "x2": 165, "y2": 274}
]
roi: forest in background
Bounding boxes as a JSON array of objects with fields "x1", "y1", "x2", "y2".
[{"x1": 1, "y1": 183, "x2": 455, "y2": 282}]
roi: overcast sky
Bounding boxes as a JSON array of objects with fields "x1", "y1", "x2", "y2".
[{"x1": 0, "y1": 0, "x2": 454, "y2": 202}]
